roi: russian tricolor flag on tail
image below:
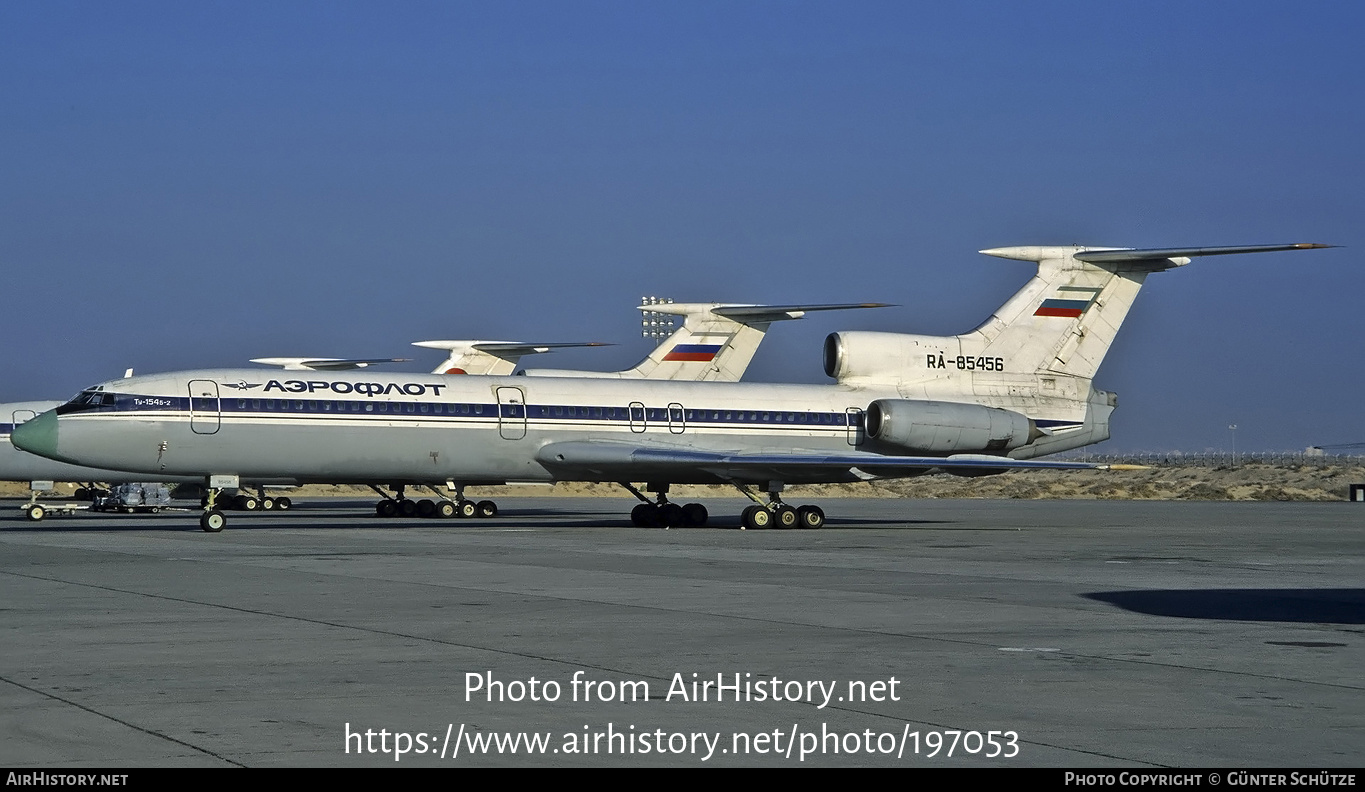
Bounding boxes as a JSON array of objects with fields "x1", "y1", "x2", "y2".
[
  {"x1": 663, "y1": 344, "x2": 723, "y2": 362},
  {"x1": 1035, "y1": 286, "x2": 1102, "y2": 318}
]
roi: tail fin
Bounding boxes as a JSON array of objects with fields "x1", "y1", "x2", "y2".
[
  {"x1": 828, "y1": 243, "x2": 1330, "y2": 422},
  {"x1": 524, "y1": 302, "x2": 889, "y2": 381},
  {"x1": 967, "y1": 243, "x2": 1330, "y2": 381}
]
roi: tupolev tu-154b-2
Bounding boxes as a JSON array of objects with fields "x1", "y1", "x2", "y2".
[{"x1": 12, "y1": 243, "x2": 1330, "y2": 532}]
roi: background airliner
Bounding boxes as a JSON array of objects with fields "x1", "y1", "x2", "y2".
[{"x1": 4, "y1": 300, "x2": 880, "y2": 520}]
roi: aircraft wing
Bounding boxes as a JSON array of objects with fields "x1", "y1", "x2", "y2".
[{"x1": 535, "y1": 440, "x2": 1115, "y2": 485}]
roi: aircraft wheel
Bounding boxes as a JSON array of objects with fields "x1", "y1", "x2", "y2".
[
  {"x1": 399, "y1": 499, "x2": 418, "y2": 518},
  {"x1": 774, "y1": 505, "x2": 798, "y2": 529},
  {"x1": 631, "y1": 503, "x2": 657, "y2": 527},
  {"x1": 276, "y1": 497, "x2": 292, "y2": 511},
  {"x1": 25, "y1": 504, "x2": 45, "y2": 522},
  {"x1": 682, "y1": 503, "x2": 708, "y2": 527},
  {"x1": 240, "y1": 496, "x2": 260, "y2": 511},
  {"x1": 476, "y1": 500, "x2": 498, "y2": 518},
  {"x1": 377, "y1": 500, "x2": 398, "y2": 518},
  {"x1": 436, "y1": 500, "x2": 457, "y2": 519},
  {"x1": 458, "y1": 500, "x2": 478, "y2": 519},
  {"x1": 742, "y1": 505, "x2": 772, "y2": 530},
  {"x1": 417, "y1": 499, "x2": 436, "y2": 518},
  {"x1": 659, "y1": 503, "x2": 685, "y2": 528},
  {"x1": 200, "y1": 510, "x2": 226, "y2": 533},
  {"x1": 261, "y1": 497, "x2": 276, "y2": 510},
  {"x1": 797, "y1": 505, "x2": 825, "y2": 529},
  {"x1": 73, "y1": 488, "x2": 89, "y2": 501}
]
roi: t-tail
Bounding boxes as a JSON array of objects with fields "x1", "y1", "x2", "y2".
[
  {"x1": 522, "y1": 301, "x2": 889, "y2": 381},
  {"x1": 826, "y1": 243, "x2": 1332, "y2": 457}
]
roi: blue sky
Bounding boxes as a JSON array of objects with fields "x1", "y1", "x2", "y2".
[{"x1": 1, "y1": 1, "x2": 1360, "y2": 452}]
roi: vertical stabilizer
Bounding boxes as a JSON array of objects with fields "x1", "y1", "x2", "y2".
[
  {"x1": 964, "y1": 245, "x2": 1170, "y2": 381},
  {"x1": 523, "y1": 302, "x2": 888, "y2": 381},
  {"x1": 827, "y1": 243, "x2": 1329, "y2": 424}
]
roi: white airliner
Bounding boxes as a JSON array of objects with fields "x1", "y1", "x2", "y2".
[
  {"x1": 13, "y1": 243, "x2": 1329, "y2": 531},
  {"x1": 2, "y1": 301, "x2": 879, "y2": 518}
]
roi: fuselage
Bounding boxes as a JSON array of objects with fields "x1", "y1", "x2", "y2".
[
  {"x1": 14, "y1": 368, "x2": 1106, "y2": 487},
  {"x1": 0, "y1": 399, "x2": 203, "y2": 485}
]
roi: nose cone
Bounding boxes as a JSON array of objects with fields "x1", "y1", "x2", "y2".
[{"x1": 11, "y1": 410, "x2": 60, "y2": 460}]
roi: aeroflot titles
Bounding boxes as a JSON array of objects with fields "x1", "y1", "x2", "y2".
[{"x1": 263, "y1": 379, "x2": 447, "y2": 397}]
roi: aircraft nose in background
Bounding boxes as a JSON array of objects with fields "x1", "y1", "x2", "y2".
[{"x1": 11, "y1": 410, "x2": 59, "y2": 459}]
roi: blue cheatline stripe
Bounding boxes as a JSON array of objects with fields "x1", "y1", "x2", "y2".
[
  {"x1": 63, "y1": 391, "x2": 1076, "y2": 432},
  {"x1": 66, "y1": 393, "x2": 866, "y2": 428}
]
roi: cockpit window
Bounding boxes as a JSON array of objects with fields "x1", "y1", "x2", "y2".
[{"x1": 55, "y1": 389, "x2": 115, "y2": 414}]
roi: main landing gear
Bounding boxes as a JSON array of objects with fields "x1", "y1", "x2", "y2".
[
  {"x1": 370, "y1": 485, "x2": 497, "y2": 520},
  {"x1": 213, "y1": 487, "x2": 292, "y2": 512},
  {"x1": 620, "y1": 482, "x2": 826, "y2": 530},
  {"x1": 735, "y1": 483, "x2": 825, "y2": 530},
  {"x1": 621, "y1": 483, "x2": 709, "y2": 528}
]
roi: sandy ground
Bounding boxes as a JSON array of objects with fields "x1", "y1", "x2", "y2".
[{"x1": 5, "y1": 461, "x2": 1363, "y2": 502}]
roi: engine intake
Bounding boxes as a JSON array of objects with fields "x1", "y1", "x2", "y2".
[{"x1": 865, "y1": 399, "x2": 1038, "y2": 454}]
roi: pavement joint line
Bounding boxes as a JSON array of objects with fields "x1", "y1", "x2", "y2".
[
  {"x1": 0, "y1": 674, "x2": 246, "y2": 767},
  {"x1": 7, "y1": 567, "x2": 1360, "y2": 695}
]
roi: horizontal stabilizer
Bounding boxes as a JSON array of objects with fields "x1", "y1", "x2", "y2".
[
  {"x1": 1074, "y1": 243, "x2": 1333, "y2": 264},
  {"x1": 412, "y1": 341, "x2": 608, "y2": 356},
  {"x1": 710, "y1": 303, "x2": 893, "y2": 321},
  {"x1": 414, "y1": 340, "x2": 610, "y2": 376},
  {"x1": 250, "y1": 357, "x2": 411, "y2": 371},
  {"x1": 981, "y1": 243, "x2": 1333, "y2": 269}
]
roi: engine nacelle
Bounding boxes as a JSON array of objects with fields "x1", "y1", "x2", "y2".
[
  {"x1": 824, "y1": 331, "x2": 938, "y2": 381},
  {"x1": 865, "y1": 399, "x2": 1038, "y2": 454}
]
